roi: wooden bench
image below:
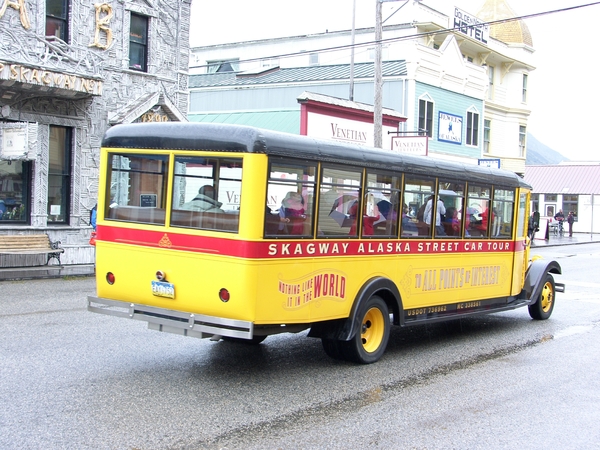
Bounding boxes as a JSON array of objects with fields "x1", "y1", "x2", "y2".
[{"x1": 0, "y1": 234, "x2": 64, "y2": 266}]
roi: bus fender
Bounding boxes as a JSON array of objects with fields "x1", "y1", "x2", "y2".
[
  {"x1": 309, "y1": 277, "x2": 402, "y2": 341},
  {"x1": 520, "y1": 259, "x2": 563, "y2": 303}
]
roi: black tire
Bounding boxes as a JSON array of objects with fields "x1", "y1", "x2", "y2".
[
  {"x1": 223, "y1": 335, "x2": 267, "y2": 345},
  {"x1": 528, "y1": 273, "x2": 555, "y2": 320},
  {"x1": 338, "y1": 295, "x2": 390, "y2": 364}
]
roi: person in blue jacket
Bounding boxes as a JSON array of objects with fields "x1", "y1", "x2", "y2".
[{"x1": 90, "y1": 204, "x2": 97, "y2": 230}]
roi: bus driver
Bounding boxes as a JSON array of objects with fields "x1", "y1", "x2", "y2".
[{"x1": 181, "y1": 185, "x2": 223, "y2": 212}]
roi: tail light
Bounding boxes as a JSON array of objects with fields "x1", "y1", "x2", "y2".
[{"x1": 219, "y1": 288, "x2": 230, "y2": 302}]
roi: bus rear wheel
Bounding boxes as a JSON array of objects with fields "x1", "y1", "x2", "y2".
[
  {"x1": 528, "y1": 273, "x2": 555, "y2": 320},
  {"x1": 339, "y1": 295, "x2": 390, "y2": 364}
]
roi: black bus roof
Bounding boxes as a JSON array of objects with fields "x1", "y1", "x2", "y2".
[{"x1": 102, "y1": 122, "x2": 531, "y2": 189}]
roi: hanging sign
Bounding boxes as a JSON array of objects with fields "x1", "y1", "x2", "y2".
[{"x1": 0, "y1": 123, "x2": 28, "y2": 160}]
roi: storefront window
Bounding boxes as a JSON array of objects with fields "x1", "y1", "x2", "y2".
[
  {"x1": 0, "y1": 161, "x2": 30, "y2": 223},
  {"x1": 562, "y1": 194, "x2": 578, "y2": 217},
  {"x1": 531, "y1": 193, "x2": 539, "y2": 215},
  {"x1": 47, "y1": 126, "x2": 72, "y2": 224}
]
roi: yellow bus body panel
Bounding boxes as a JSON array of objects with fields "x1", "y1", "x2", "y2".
[
  {"x1": 96, "y1": 238, "x2": 260, "y2": 322},
  {"x1": 96, "y1": 234, "x2": 516, "y2": 326},
  {"x1": 251, "y1": 251, "x2": 515, "y2": 324}
]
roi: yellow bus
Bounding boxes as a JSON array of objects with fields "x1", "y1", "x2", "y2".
[{"x1": 88, "y1": 123, "x2": 564, "y2": 364}]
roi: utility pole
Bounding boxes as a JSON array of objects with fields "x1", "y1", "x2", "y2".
[
  {"x1": 374, "y1": 0, "x2": 383, "y2": 148},
  {"x1": 349, "y1": 0, "x2": 356, "y2": 101},
  {"x1": 374, "y1": 0, "x2": 409, "y2": 148}
]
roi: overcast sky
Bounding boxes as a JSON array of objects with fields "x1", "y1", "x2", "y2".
[{"x1": 190, "y1": 0, "x2": 600, "y2": 161}]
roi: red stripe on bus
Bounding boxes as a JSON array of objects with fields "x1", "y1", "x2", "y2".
[{"x1": 97, "y1": 225, "x2": 517, "y2": 258}]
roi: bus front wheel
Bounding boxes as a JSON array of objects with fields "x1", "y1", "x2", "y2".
[
  {"x1": 528, "y1": 273, "x2": 555, "y2": 320},
  {"x1": 340, "y1": 295, "x2": 390, "y2": 364}
]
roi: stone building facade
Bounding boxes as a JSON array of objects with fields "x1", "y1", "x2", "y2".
[{"x1": 0, "y1": 0, "x2": 190, "y2": 266}]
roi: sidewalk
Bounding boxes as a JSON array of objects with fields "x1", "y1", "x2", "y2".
[
  {"x1": 0, "y1": 263, "x2": 95, "y2": 281},
  {"x1": 530, "y1": 232, "x2": 600, "y2": 248},
  {"x1": 1, "y1": 234, "x2": 599, "y2": 282}
]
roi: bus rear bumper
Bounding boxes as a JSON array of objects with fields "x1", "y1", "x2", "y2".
[{"x1": 87, "y1": 296, "x2": 253, "y2": 340}]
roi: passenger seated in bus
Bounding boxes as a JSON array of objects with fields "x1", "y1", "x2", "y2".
[
  {"x1": 181, "y1": 185, "x2": 223, "y2": 212},
  {"x1": 348, "y1": 201, "x2": 380, "y2": 236},
  {"x1": 471, "y1": 207, "x2": 493, "y2": 236},
  {"x1": 279, "y1": 191, "x2": 306, "y2": 235},
  {"x1": 376, "y1": 199, "x2": 399, "y2": 223},
  {"x1": 415, "y1": 195, "x2": 432, "y2": 236},
  {"x1": 373, "y1": 199, "x2": 397, "y2": 234},
  {"x1": 265, "y1": 205, "x2": 280, "y2": 235},
  {"x1": 443, "y1": 206, "x2": 460, "y2": 236},
  {"x1": 401, "y1": 203, "x2": 417, "y2": 234},
  {"x1": 424, "y1": 196, "x2": 446, "y2": 236}
]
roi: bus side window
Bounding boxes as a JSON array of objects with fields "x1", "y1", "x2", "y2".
[
  {"x1": 466, "y1": 184, "x2": 491, "y2": 238},
  {"x1": 317, "y1": 165, "x2": 361, "y2": 238},
  {"x1": 402, "y1": 176, "x2": 435, "y2": 238},
  {"x1": 437, "y1": 181, "x2": 465, "y2": 239},
  {"x1": 365, "y1": 171, "x2": 401, "y2": 238},
  {"x1": 491, "y1": 188, "x2": 515, "y2": 238},
  {"x1": 319, "y1": 190, "x2": 360, "y2": 237},
  {"x1": 265, "y1": 158, "x2": 316, "y2": 237}
]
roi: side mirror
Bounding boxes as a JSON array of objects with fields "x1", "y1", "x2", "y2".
[
  {"x1": 528, "y1": 211, "x2": 540, "y2": 239},
  {"x1": 532, "y1": 211, "x2": 540, "y2": 230}
]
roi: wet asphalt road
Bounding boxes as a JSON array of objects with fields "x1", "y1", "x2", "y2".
[{"x1": 1, "y1": 243, "x2": 599, "y2": 449}]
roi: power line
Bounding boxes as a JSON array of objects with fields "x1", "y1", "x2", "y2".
[{"x1": 189, "y1": 2, "x2": 600, "y2": 70}]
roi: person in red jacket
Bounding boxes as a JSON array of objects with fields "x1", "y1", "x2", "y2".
[
  {"x1": 348, "y1": 201, "x2": 380, "y2": 236},
  {"x1": 279, "y1": 191, "x2": 306, "y2": 235}
]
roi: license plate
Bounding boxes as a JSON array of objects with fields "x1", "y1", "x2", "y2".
[{"x1": 151, "y1": 280, "x2": 175, "y2": 299}]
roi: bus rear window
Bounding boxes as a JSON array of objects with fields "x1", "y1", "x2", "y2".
[
  {"x1": 171, "y1": 156, "x2": 242, "y2": 232},
  {"x1": 105, "y1": 153, "x2": 168, "y2": 225}
]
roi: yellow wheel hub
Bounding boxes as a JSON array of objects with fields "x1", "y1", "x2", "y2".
[
  {"x1": 361, "y1": 307, "x2": 385, "y2": 353},
  {"x1": 540, "y1": 281, "x2": 554, "y2": 313}
]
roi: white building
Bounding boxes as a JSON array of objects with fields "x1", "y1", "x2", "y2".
[
  {"x1": 524, "y1": 164, "x2": 600, "y2": 235},
  {"x1": 189, "y1": 0, "x2": 534, "y2": 174}
]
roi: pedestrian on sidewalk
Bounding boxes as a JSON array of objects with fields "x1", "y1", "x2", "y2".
[{"x1": 567, "y1": 211, "x2": 575, "y2": 237}]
